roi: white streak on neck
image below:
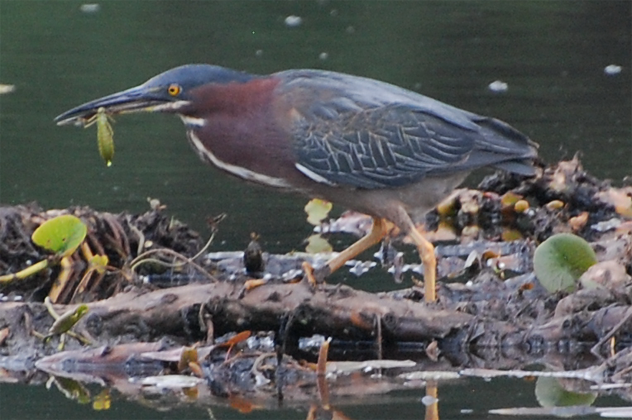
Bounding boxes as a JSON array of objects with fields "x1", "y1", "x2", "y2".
[
  {"x1": 179, "y1": 115, "x2": 206, "y2": 127},
  {"x1": 187, "y1": 130, "x2": 292, "y2": 188},
  {"x1": 295, "y1": 163, "x2": 337, "y2": 186}
]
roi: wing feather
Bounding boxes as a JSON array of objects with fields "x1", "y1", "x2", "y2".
[
  {"x1": 277, "y1": 70, "x2": 537, "y2": 189},
  {"x1": 294, "y1": 104, "x2": 475, "y2": 188}
]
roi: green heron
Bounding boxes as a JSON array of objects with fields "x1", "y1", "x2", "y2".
[{"x1": 55, "y1": 64, "x2": 538, "y2": 302}]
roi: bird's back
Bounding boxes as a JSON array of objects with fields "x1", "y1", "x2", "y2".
[{"x1": 274, "y1": 69, "x2": 538, "y2": 190}]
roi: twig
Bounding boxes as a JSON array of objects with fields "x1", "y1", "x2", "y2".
[
  {"x1": 375, "y1": 314, "x2": 383, "y2": 360},
  {"x1": 130, "y1": 247, "x2": 216, "y2": 283},
  {"x1": 590, "y1": 307, "x2": 632, "y2": 360}
]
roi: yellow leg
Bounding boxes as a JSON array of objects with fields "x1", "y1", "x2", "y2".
[
  {"x1": 408, "y1": 225, "x2": 437, "y2": 303},
  {"x1": 425, "y1": 382, "x2": 439, "y2": 420},
  {"x1": 304, "y1": 217, "x2": 388, "y2": 285},
  {"x1": 327, "y1": 217, "x2": 388, "y2": 273}
]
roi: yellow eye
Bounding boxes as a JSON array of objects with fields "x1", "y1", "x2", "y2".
[{"x1": 167, "y1": 84, "x2": 181, "y2": 96}]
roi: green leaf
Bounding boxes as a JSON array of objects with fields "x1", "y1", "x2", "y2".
[
  {"x1": 32, "y1": 215, "x2": 87, "y2": 257},
  {"x1": 89, "y1": 254, "x2": 109, "y2": 274},
  {"x1": 52, "y1": 377, "x2": 91, "y2": 404},
  {"x1": 304, "y1": 199, "x2": 332, "y2": 226},
  {"x1": 533, "y1": 233, "x2": 597, "y2": 293},
  {"x1": 535, "y1": 376, "x2": 597, "y2": 407},
  {"x1": 48, "y1": 304, "x2": 89, "y2": 335},
  {"x1": 305, "y1": 234, "x2": 333, "y2": 254}
]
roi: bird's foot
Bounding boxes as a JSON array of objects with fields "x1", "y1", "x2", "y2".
[
  {"x1": 302, "y1": 262, "x2": 331, "y2": 288},
  {"x1": 411, "y1": 276, "x2": 439, "y2": 302}
]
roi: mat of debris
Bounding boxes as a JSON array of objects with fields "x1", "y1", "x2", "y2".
[{"x1": 1, "y1": 157, "x2": 631, "y2": 410}]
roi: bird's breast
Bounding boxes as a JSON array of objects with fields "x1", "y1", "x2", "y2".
[
  {"x1": 185, "y1": 127, "x2": 294, "y2": 188},
  {"x1": 176, "y1": 77, "x2": 308, "y2": 189}
]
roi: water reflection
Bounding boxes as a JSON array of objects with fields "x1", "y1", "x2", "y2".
[{"x1": 4, "y1": 364, "x2": 630, "y2": 420}]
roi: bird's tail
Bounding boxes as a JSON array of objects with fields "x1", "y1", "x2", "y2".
[{"x1": 474, "y1": 116, "x2": 539, "y2": 176}]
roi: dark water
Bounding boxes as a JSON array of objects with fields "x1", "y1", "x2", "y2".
[{"x1": 0, "y1": 1, "x2": 630, "y2": 419}]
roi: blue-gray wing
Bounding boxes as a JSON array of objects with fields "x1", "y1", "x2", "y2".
[
  {"x1": 278, "y1": 70, "x2": 537, "y2": 190},
  {"x1": 294, "y1": 104, "x2": 476, "y2": 189}
]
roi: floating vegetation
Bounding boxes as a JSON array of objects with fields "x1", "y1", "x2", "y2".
[
  {"x1": 533, "y1": 233, "x2": 597, "y2": 293},
  {"x1": 0, "y1": 215, "x2": 87, "y2": 285},
  {"x1": 0, "y1": 84, "x2": 15, "y2": 95},
  {"x1": 32, "y1": 214, "x2": 87, "y2": 257},
  {"x1": 305, "y1": 198, "x2": 332, "y2": 226},
  {"x1": 1, "y1": 157, "x2": 631, "y2": 417},
  {"x1": 535, "y1": 376, "x2": 597, "y2": 408}
]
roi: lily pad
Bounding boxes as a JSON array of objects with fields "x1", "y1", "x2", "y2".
[
  {"x1": 32, "y1": 215, "x2": 87, "y2": 257},
  {"x1": 305, "y1": 198, "x2": 332, "y2": 226},
  {"x1": 533, "y1": 233, "x2": 597, "y2": 293},
  {"x1": 305, "y1": 234, "x2": 333, "y2": 254},
  {"x1": 535, "y1": 376, "x2": 597, "y2": 407}
]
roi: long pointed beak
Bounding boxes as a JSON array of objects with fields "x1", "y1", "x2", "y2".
[{"x1": 54, "y1": 85, "x2": 171, "y2": 126}]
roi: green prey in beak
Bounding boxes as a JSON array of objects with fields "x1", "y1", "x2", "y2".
[
  {"x1": 54, "y1": 65, "x2": 222, "y2": 164},
  {"x1": 54, "y1": 83, "x2": 180, "y2": 166}
]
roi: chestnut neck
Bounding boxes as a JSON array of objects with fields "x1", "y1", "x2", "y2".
[{"x1": 185, "y1": 77, "x2": 279, "y2": 117}]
